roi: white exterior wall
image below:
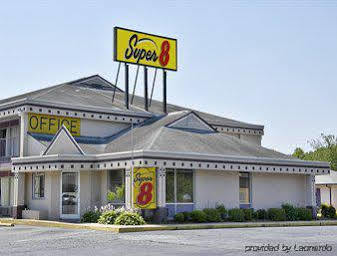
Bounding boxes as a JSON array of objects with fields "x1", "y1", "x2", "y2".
[
  {"x1": 25, "y1": 172, "x2": 60, "y2": 220},
  {"x1": 80, "y1": 119, "x2": 128, "y2": 137},
  {"x1": 251, "y1": 173, "x2": 306, "y2": 209},
  {"x1": 194, "y1": 170, "x2": 239, "y2": 209},
  {"x1": 80, "y1": 171, "x2": 102, "y2": 216}
]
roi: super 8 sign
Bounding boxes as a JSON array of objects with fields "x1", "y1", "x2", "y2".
[
  {"x1": 133, "y1": 167, "x2": 157, "y2": 209},
  {"x1": 114, "y1": 27, "x2": 177, "y2": 71}
]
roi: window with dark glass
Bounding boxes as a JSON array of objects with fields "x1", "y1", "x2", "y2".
[
  {"x1": 239, "y1": 172, "x2": 250, "y2": 206},
  {"x1": 166, "y1": 170, "x2": 174, "y2": 203},
  {"x1": 33, "y1": 173, "x2": 45, "y2": 199},
  {"x1": 108, "y1": 170, "x2": 125, "y2": 203},
  {"x1": 166, "y1": 169, "x2": 193, "y2": 203}
]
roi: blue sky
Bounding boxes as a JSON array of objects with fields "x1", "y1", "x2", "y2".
[{"x1": 0, "y1": 1, "x2": 336, "y2": 154}]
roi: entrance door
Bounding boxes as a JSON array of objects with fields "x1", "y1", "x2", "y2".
[{"x1": 60, "y1": 172, "x2": 80, "y2": 219}]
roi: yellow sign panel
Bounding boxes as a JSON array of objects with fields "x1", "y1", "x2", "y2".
[
  {"x1": 28, "y1": 113, "x2": 81, "y2": 137},
  {"x1": 133, "y1": 167, "x2": 157, "y2": 209},
  {"x1": 114, "y1": 27, "x2": 177, "y2": 71}
]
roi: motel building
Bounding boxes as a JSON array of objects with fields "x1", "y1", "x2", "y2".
[{"x1": 0, "y1": 74, "x2": 330, "y2": 221}]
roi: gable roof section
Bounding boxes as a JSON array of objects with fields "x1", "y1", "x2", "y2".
[
  {"x1": 43, "y1": 125, "x2": 85, "y2": 156},
  {"x1": 105, "y1": 110, "x2": 288, "y2": 160},
  {"x1": 167, "y1": 111, "x2": 216, "y2": 133}
]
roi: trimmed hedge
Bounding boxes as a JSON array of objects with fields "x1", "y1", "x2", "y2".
[
  {"x1": 282, "y1": 203, "x2": 298, "y2": 221},
  {"x1": 81, "y1": 210, "x2": 101, "y2": 223},
  {"x1": 267, "y1": 208, "x2": 286, "y2": 221},
  {"x1": 98, "y1": 210, "x2": 118, "y2": 224},
  {"x1": 174, "y1": 213, "x2": 185, "y2": 223},
  {"x1": 255, "y1": 209, "x2": 268, "y2": 220},
  {"x1": 228, "y1": 208, "x2": 245, "y2": 222},
  {"x1": 215, "y1": 204, "x2": 228, "y2": 221},
  {"x1": 203, "y1": 208, "x2": 222, "y2": 222},
  {"x1": 190, "y1": 210, "x2": 207, "y2": 223},
  {"x1": 114, "y1": 211, "x2": 146, "y2": 225},
  {"x1": 321, "y1": 204, "x2": 336, "y2": 219},
  {"x1": 243, "y1": 209, "x2": 254, "y2": 221},
  {"x1": 183, "y1": 211, "x2": 191, "y2": 222},
  {"x1": 296, "y1": 207, "x2": 312, "y2": 221}
]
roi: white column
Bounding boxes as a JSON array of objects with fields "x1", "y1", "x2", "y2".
[
  {"x1": 12, "y1": 111, "x2": 27, "y2": 218},
  {"x1": 305, "y1": 174, "x2": 316, "y2": 207},
  {"x1": 13, "y1": 172, "x2": 25, "y2": 207},
  {"x1": 157, "y1": 167, "x2": 166, "y2": 208},
  {"x1": 19, "y1": 111, "x2": 28, "y2": 157},
  {"x1": 125, "y1": 168, "x2": 132, "y2": 209}
]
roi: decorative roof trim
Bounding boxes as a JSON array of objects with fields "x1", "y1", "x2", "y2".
[
  {"x1": 166, "y1": 111, "x2": 217, "y2": 132},
  {"x1": 43, "y1": 125, "x2": 85, "y2": 156},
  {"x1": 12, "y1": 149, "x2": 330, "y2": 175}
]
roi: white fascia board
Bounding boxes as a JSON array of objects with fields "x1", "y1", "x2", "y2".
[
  {"x1": 12, "y1": 149, "x2": 330, "y2": 169},
  {"x1": 139, "y1": 150, "x2": 330, "y2": 168},
  {"x1": 26, "y1": 100, "x2": 152, "y2": 118}
]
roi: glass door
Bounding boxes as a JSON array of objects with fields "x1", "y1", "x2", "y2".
[{"x1": 60, "y1": 172, "x2": 80, "y2": 219}]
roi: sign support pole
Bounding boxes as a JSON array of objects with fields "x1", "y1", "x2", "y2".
[
  {"x1": 144, "y1": 67, "x2": 148, "y2": 111},
  {"x1": 125, "y1": 63, "x2": 129, "y2": 109},
  {"x1": 163, "y1": 70, "x2": 167, "y2": 113}
]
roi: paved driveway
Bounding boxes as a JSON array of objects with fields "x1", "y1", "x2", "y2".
[{"x1": 0, "y1": 225, "x2": 336, "y2": 256}]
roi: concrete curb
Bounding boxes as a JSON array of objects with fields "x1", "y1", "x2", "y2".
[
  {"x1": 1, "y1": 218, "x2": 337, "y2": 233},
  {"x1": 0, "y1": 222, "x2": 14, "y2": 227}
]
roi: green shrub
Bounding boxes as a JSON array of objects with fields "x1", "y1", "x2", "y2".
[
  {"x1": 296, "y1": 208, "x2": 313, "y2": 221},
  {"x1": 255, "y1": 209, "x2": 268, "y2": 220},
  {"x1": 203, "y1": 208, "x2": 221, "y2": 222},
  {"x1": 215, "y1": 204, "x2": 228, "y2": 221},
  {"x1": 228, "y1": 208, "x2": 245, "y2": 222},
  {"x1": 98, "y1": 210, "x2": 118, "y2": 224},
  {"x1": 190, "y1": 210, "x2": 207, "y2": 223},
  {"x1": 243, "y1": 209, "x2": 254, "y2": 221},
  {"x1": 182, "y1": 211, "x2": 191, "y2": 222},
  {"x1": 81, "y1": 210, "x2": 101, "y2": 223},
  {"x1": 321, "y1": 204, "x2": 336, "y2": 219},
  {"x1": 282, "y1": 203, "x2": 298, "y2": 221},
  {"x1": 114, "y1": 211, "x2": 146, "y2": 225},
  {"x1": 174, "y1": 212, "x2": 185, "y2": 223},
  {"x1": 267, "y1": 208, "x2": 286, "y2": 221}
]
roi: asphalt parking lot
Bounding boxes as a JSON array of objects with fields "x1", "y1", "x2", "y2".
[{"x1": 0, "y1": 225, "x2": 337, "y2": 256}]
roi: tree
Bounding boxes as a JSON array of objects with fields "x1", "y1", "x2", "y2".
[{"x1": 292, "y1": 134, "x2": 337, "y2": 171}]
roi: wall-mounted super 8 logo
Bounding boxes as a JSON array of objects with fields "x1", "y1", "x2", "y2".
[{"x1": 114, "y1": 27, "x2": 177, "y2": 71}]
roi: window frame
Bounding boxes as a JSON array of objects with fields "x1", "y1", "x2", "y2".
[
  {"x1": 32, "y1": 172, "x2": 45, "y2": 200},
  {"x1": 166, "y1": 169, "x2": 194, "y2": 204},
  {"x1": 239, "y1": 172, "x2": 252, "y2": 208},
  {"x1": 107, "y1": 169, "x2": 125, "y2": 204}
]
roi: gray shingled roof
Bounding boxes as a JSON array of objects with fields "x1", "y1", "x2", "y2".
[
  {"x1": 105, "y1": 111, "x2": 290, "y2": 159},
  {"x1": 0, "y1": 75, "x2": 263, "y2": 130}
]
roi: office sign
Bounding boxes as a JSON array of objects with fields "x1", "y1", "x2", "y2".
[
  {"x1": 114, "y1": 27, "x2": 177, "y2": 71},
  {"x1": 28, "y1": 113, "x2": 81, "y2": 136},
  {"x1": 133, "y1": 167, "x2": 157, "y2": 209}
]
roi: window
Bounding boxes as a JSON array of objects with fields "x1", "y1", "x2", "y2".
[
  {"x1": 239, "y1": 172, "x2": 251, "y2": 208},
  {"x1": 0, "y1": 129, "x2": 6, "y2": 157},
  {"x1": 108, "y1": 170, "x2": 125, "y2": 203},
  {"x1": 33, "y1": 173, "x2": 45, "y2": 199},
  {"x1": 0, "y1": 177, "x2": 11, "y2": 206},
  {"x1": 166, "y1": 169, "x2": 193, "y2": 203}
]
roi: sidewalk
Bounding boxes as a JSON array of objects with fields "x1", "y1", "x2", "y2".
[{"x1": 1, "y1": 218, "x2": 337, "y2": 233}]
